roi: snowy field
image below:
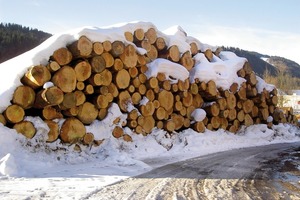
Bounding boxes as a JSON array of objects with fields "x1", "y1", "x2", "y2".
[{"x1": 0, "y1": 21, "x2": 299, "y2": 199}]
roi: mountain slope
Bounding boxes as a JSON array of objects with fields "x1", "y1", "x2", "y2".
[{"x1": 0, "y1": 23, "x2": 51, "y2": 63}]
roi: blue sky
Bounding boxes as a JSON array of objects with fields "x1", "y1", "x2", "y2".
[{"x1": 1, "y1": 0, "x2": 300, "y2": 64}]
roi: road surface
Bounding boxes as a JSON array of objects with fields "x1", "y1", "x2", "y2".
[{"x1": 87, "y1": 142, "x2": 300, "y2": 200}]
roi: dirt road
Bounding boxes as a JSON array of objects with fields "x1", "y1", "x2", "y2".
[{"x1": 87, "y1": 142, "x2": 300, "y2": 200}]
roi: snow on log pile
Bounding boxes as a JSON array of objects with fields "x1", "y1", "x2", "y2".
[{"x1": 0, "y1": 22, "x2": 297, "y2": 147}]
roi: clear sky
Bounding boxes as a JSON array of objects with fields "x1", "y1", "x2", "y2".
[{"x1": 1, "y1": 0, "x2": 300, "y2": 64}]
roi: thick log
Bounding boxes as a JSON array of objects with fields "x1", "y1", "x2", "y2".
[
  {"x1": 243, "y1": 62, "x2": 253, "y2": 75},
  {"x1": 245, "y1": 72, "x2": 257, "y2": 86},
  {"x1": 12, "y1": 86, "x2": 36, "y2": 109},
  {"x1": 4, "y1": 104, "x2": 25, "y2": 124},
  {"x1": 13, "y1": 121, "x2": 36, "y2": 139},
  {"x1": 74, "y1": 61, "x2": 91, "y2": 81},
  {"x1": 68, "y1": 36, "x2": 93, "y2": 58},
  {"x1": 145, "y1": 28, "x2": 157, "y2": 44},
  {"x1": 158, "y1": 90, "x2": 174, "y2": 112},
  {"x1": 226, "y1": 93, "x2": 236, "y2": 110},
  {"x1": 102, "y1": 52, "x2": 114, "y2": 68},
  {"x1": 227, "y1": 109, "x2": 237, "y2": 121},
  {"x1": 133, "y1": 28, "x2": 145, "y2": 42},
  {"x1": 110, "y1": 41, "x2": 125, "y2": 57},
  {"x1": 42, "y1": 106, "x2": 63, "y2": 120},
  {"x1": 217, "y1": 98, "x2": 227, "y2": 111},
  {"x1": 120, "y1": 44, "x2": 138, "y2": 68},
  {"x1": 52, "y1": 66, "x2": 76, "y2": 93},
  {"x1": 95, "y1": 94, "x2": 109, "y2": 109},
  {"x1": 93, "y1": 42, "x2": 104, "y2": 55},
  {"x1": 180, "y1": 51, "x2": 194, "y2": 71},
  {"x1": 242, "y1": 99, "x2": 254, "y2": 114},
  {"x1": 171, "y1": 114, "x2": 184, "y2": 131},
  {"x1": 83, "y1": 132, "x2": 94, "y2": 145},
  {"x1": 77, "y1": 102, "x2": 98, "y2": 124},
  {"x1": 112, "y1": 126, "x2": 124, "y2": 138},
  {"x1": 182, "y1": 92, "x2": 193, "y2": 107},
  {"x1": 155, "y1": 37, "x2": 167, "y2": 51},
  {"x1": 118, "y1": 90, "x2": 131, "y2": 112},
  {"x1": 45, "y1": 120, "x2": 59, "y2": 142},
  {"x1": 124, "y1": 32, "x2": 134, "y2": 42},
  {"x1": 98, "y1": 108, "x2": 108, "y2": 120},
  {"x1": 203, "y1": 103, "x2": 219, "y2": 117},
  {"x1": 244, "y1": 114, "x2": 254, "y2": 127},
  {"x1": 167, "y1": 45, "x2": 180, "y2": 62},
  {"x1": 113, "y1": 58, "x2": 124, "y2": 71},
  {"x1": 59, "y1": 92, "x2": 76, "y2": 110},
  {"x1": 193, "y1": 121, "x2": 205, "y2": 133},
  {"x1": 51, "y1": 48, "x2": 73, "y2": 66},
  {"x1": 237, "y1": 110, "x2": 245, "y2": 122},
  {"x1": 155, "y1": 107, "x2": 167, "y2": 120},
  {"x1": 211, "y1": 116, "x2": 221, "y2": 129},
  {"x1": 129, "y1": 67, "x2": 139, "y2": 78},
  {"x1": 139, "y1": 115, "x2": 155, "y2": 134},
  {"x1": 89, "y1": 55, "x2": 106, "y2": 73},
  {"x1": 123, "y1": 134, "x2": 133, "y2": 142},
  {"x1": 220, "y1": 117, "x2": 229, "y2": 130},
  {"x1": 140, "y1": 101, "x2": 155, "y2": 116},
  {"x1": 60, "y1": 117, "x2": 86, "y2": 143},
  {"x1": 115, "y1": 69, "x2": 130, "y2": 89},
  {"x1": 190, "y1": 42, "x2": 199, "y2": 56},
  {"x1": 34, "y1": 86, "x2": 64, "y2": 109},
  {"x1": 21, "y1": 65, "x2": 51, "y2": 89},
  {"x1": 131, "y1": 92, "x2": 141, "y2": 105},
  {"x1": 164, "y1": 120, "x2": 175, "y2": 132},
  {"x1": 102, "y1": 41, "x2": 112, "y2": 52},
  {"x1": 204, "y1": 49, "x2": 213, "y2": 62}
]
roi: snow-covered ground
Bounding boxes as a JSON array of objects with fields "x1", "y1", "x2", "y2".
[
  {"x1": 0, "y1": 114, "x2": 299, "y2": 199},
  {"x1": 0, "y1": 21, "x2": 299, "y2": 199}
]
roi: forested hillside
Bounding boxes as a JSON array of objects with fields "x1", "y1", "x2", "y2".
[{"x1": 0, "y1": 23, "x2": 51, "y2": 63}]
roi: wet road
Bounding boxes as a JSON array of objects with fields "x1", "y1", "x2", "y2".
[{"x1": 87, "y1": 142, "x2": 300, "y2": 200}]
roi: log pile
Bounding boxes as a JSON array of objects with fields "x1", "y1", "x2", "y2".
[{"x1": 0, "y1": 25, "x2": 298, "y2": 147}]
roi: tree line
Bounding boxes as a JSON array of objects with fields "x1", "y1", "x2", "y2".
[{"x1": 0, "y1": 23, "x2": 51, "y2": 63}]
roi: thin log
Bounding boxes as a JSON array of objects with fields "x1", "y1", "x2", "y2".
[
  {"x1": 83, "y1": 132, "x2": 94, "y2": 145},
  {"x1": 74, "y1": 61, "x2": 92, "y2": 81}
]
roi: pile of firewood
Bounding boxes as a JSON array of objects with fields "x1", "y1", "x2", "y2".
[{"x1": 0, "y1": 27, "x2": 297, "y2": 146}]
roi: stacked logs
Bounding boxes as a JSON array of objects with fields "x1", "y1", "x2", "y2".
[{"x1": 0, "y1": 27, "x2": 298, "y2": 147}]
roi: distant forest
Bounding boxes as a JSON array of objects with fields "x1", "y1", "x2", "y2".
[{"x1": 0, "y1": 23, "x2": 51, "y2": 63}]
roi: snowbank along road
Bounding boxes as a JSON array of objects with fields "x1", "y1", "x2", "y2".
[{"x1": 87, "y1": 142, "x2": 300, "y2": 200}]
